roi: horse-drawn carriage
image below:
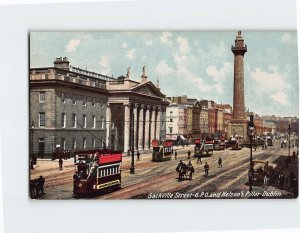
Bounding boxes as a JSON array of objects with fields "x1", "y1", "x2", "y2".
[{"x1": 176, "y1": 161, "x2": 195, "y2": 181}]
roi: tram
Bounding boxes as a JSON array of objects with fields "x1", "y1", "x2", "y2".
[
  {"x1": 73, "y1": 149, "x2": 122, "y2": 197},
  {"x1": 152, "y1": 139, "x2": 173, "y2": 162}
]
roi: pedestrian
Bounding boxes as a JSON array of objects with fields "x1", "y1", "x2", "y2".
[
  {"x1": 30, "y1": 159, "x2": 34, "y2": 170},
  {"x1": 174, "y1": 150, "x2": 177, "y2": 160},
  {"x1": 59, "y1": 157, "x2": 63, "y2": 170},
  {"x1": 187, "y1": 150, "x2": 191, "y2": 159},
  {"x1": 197, "y1": 154, "x2": 202, "y2": 164},
  {"x1": 218, "y1": 157, "x2": 223, "y2": 168},
  {"x1": 137, "y1": 150, "x2": 140, "y2": 161},
  {"x1": 263, "y1": 173, "x2": 269, "y2": 186},
  {"x1": 204, "y1": 162, "x2": 209, "y2": 176},
  {"x1": 187, "y1": 161, "x2": 194, "y2": 181},
  {"x1": 292, "y1": 151, "x2": 296, "y2": 161},
  {"x1": 278, "y1": 173, "x2": 285, "y2": 189},
  {"x1": 38, "y1": 176, "x2": 45, "y2": 194}
]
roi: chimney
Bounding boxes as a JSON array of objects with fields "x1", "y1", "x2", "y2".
[{"x1": 54, "y1": 57, "x2": 70, "y2": 70}]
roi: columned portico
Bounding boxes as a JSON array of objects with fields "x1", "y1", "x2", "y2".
[
  {"x1": 124, "y1": 103, "x2": 131, "y2": 153},
  {"x1": 144, "y1": 105, "x2": 150, "y2": 150},
  {"x1": 106, "y1": 70, "x2": 168, "y2": 153},
  {"x1": 133, "y1": 104, "x2": 138, "y2": 150},
  {"x1": 150, "y1": 107, "x2": 156, "y2": 143},
  {"x1": 106, "y1": 103, "x2": 111, "y2": 148},
  {"x1": 138, "y1": 105, "x2": 144, "y2": 150},
  {"x1": 156, "y1": 107, "x2": 161, "y2": 141}
]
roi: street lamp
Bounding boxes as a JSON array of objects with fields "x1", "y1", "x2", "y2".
[
  {"x1": 130, "y1": 108, "x2": 135, "y2": 174},
  {"x1": 288, "y1": 124, "x2": 291, "y2": 157},
  {"x1": 247, "y1": 115, "x2": 255, "y2": 192}
]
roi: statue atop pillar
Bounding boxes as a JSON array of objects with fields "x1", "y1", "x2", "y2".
[{"x1": 141, "y1": 65, "x2": 148, "y2": 83}]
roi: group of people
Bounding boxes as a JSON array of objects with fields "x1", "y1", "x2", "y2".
[{"x1": 175, "y1": 150, "x2": 224, "y2": 180}]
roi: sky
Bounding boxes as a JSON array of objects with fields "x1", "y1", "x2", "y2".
[{"x1": 30, "y1": 31, "x2": 299, "y2": 117}]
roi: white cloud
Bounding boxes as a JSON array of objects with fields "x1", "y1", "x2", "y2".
[
  {"x1": 281, "y1": 33, "x2": 296, "y2": 45},
  {"x1": 125, "y1": 49, "x2": 135, "y2": 60},
  {"x1": 156, "y1": 60, "x2": 175, "y2": 76},
  {"x1": 206, "y1": 62, "x2": 233, "y2": 94},
  {"x1": 99, "y1": 55, "x2": 112, "y2": 75},
  {"x1": 145, "y1": 40, "x2": 153, "y2": 46},
  {"x1": 177, "y1": 37, "x2": 190, "y2": 54},
  {"x1": 251, "y1": 66, "x2": 290, "y2": 105},
  {"x1": 160, "y1": 32, "x2": 172, "y2": 45},
  {"x1": 121, "y1": 42, "x2": 128, "y2": 48},
  {"x1": 271, "y1": 91, "x2": 288, "y2": 105},
  {"x1": 65, "y1": 39, "x2": 80, "y2": 52},
  {"x1": 209, "y1": 42, "x2": 226, "y2": 57}
]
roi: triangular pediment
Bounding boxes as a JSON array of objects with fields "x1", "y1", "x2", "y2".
[{"x1": 132, "y1": 81, "x2": 164, "y2": 98}]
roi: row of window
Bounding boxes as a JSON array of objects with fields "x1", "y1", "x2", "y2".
[
  {"x1": 60, "y1": 137, "x2": 104, "y2": 150},
  {"x1": 98, "y1": 165, "x2": 120, "y2": 178},
  {"x1": 38, "y1": 112, "x2": 105, "y2": 128},
  {"x1": 38, "y1": 92, "x2": 104, "y2": 107}
]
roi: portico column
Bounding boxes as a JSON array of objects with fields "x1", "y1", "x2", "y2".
[
  {"x1": 156, "y1": 107, "x2": 161, "y2": 141},
  {"x1": 106, "y1": 103, "x2": 111, "y2": 148},
  {"x1": 124, "y1": 103, "x2": 131, "y2": 153},
  {"x1": 150, "y1": 107, "x2": 156, "y2": 143},
  {"x1": 138, "y1": 105, "x2": 144, "y2": 150},
  {"x1": 133, "y1": 104, "x2": 138, "y2": 150},
  {"x1": 144, "y1": 105, "x2": 151, "y2": 150}
]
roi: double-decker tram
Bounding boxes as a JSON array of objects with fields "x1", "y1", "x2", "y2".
[
  {"x1": 152, "y1": 139, "x2": 173, "y2": 162},
  {"x1": 73, "y1": 149, "x2": 122, "y2": 197}
]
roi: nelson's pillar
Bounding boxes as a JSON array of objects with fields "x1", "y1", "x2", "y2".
[{"x1": 229, "y1": 31, "x2": 248, "y2": 140}]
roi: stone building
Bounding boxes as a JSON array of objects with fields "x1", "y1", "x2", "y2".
[{"x1": 30, "y1": 58, "x2": 168, "y2": 158}]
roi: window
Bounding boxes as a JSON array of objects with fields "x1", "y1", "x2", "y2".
[
  {"x1": 83, "y1": 137, "x2": 86, "y2": 149},
  {"x1": 92, "y1": 138, "x2": 96, "y2": 148},
  {"x1": 92, "y1": 115, "x2": 96, "y2": 128},
  {"x1": 169, "y1": 127, "x2": 173, "y2": 134},
  {"x1": 72, "y1": 138, "x2": 76, "y2": 150},
  {"x1": 101, "y1": 116, "x2": 104, "y2": 129},
  {"x1": 72, "y1": 114, "x2": 77, "y2": 128},
  {"x1": 61, "y1": 113, "x2": 66, "y2": 128},
  {"x1": 100, "y1": 137, "x2": 104, "y2": 148},
  {"x1": 62, "y1": 93, "x2": 65, "y2": 103},
  {"x1": 39, "y1": 112, "x2": 45, "y2": 127},
  {"x1": 83, "y1": 96, "x2": 86, "y2": 106},
  {"x1": 39, "y1": 92, "x2": 45, "y2": 103},
  {"x1": 92, "y1": 98, "x2": 95, "y2": 107},
  {"x1": 100, "y1": 103, "x2": 103, "y2": 108},
  {"x1": 82, "y1": 115, "x2": 86, "y2": 128},
  {"x1": 72, "y1": 95, "x2": 76, "y2": 105},
  {"x1": 61, "y1": 138, "x2": 65, "y2": 150}
]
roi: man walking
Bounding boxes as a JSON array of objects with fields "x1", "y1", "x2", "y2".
[
  {"x1": 59, "y1": 157, "x2": 63, "y2": 170},
  {"x1": 137, "y1": 150, "x2": 140, "y2": 161},
  {"x1": 218, "y1": 157, "x2": 223, "y2": 168},
  {"x1": 174, "y1": 150, "x2": 178, "y2": 160},
  {"x1": 204, "y1": 162, "x2": 209, "y2": 176},
  {"x1": 187, "y1": 150, "x2": 191, "y2": 159}
]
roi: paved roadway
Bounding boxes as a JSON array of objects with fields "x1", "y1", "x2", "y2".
[{"x1": 30, "y1": 140, "x2": 298, "y2": 199}]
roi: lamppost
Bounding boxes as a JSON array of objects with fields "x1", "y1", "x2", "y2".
[
  {"x1": 130, "y1": 107, "x2": 135, "y2": 174},
  {"x1": 247, "y1": 114, "x2": 255, "y2": 192},
  {"x1": 288, "y1": 124, "x2": 291, "y2": 157}
]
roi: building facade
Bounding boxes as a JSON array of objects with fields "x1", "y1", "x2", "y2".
[{"x1": 30, "y1": 58, "x2": 168, "y2": 158}]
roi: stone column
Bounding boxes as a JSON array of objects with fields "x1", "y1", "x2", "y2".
[
  {"x1": 138, "y1": 104, "x2": 144, "y2": 150},
  {"x1": 133, "y1": 104, "x2": 138, "y2": 150},
  {"x1": 144, "y1": 105, "x2": 150, "y2": 150},
  {"x1": 124, "y1": 103, "x2": 131, "y2": 153},
  {"x1": 150, "y1": 107, "x2": 156, "y2": 143},
  {"x1": 156, "y1": 107, "x2": 161, "y2": 141},
  {"x1": 106, "y1": 103, "x2": 111, "y2": 148}
]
